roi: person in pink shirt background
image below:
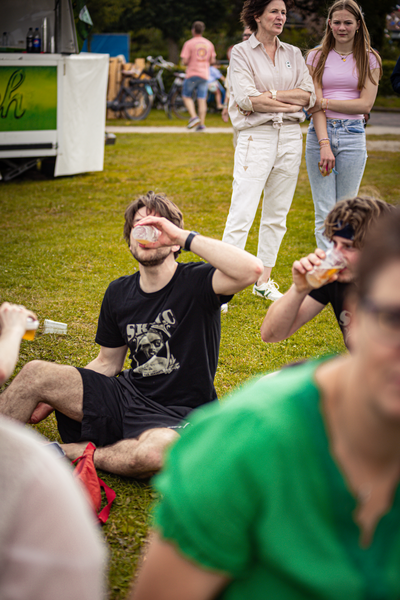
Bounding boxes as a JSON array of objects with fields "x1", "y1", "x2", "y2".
[
  {"x1": 180, "y1": 21, "x2": 216, "y2": 131},
  {"x1": 305, "y1": 0, "x2": 382, "y2": 250}
]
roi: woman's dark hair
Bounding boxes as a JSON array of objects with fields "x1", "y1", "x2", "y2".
[
  {"x1": 124, "y1": 191, "x2": 184, "y2": 259},
  {"x1": 241, "y1": 0, "x2": 292, "y2": 33},
  {"x1": 355, "y1": 206, "x2": 400, "y2": 300}
]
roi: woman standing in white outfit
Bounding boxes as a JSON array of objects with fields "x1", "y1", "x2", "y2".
[{"x1": 222, "y1": 0, "x2": 315, "y2": 302}]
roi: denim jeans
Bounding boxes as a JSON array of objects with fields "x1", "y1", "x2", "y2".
[
  {"x1": 182, "y1": 76, "x2": 208, "y2": 99},
  {"x1": 305, "y1": 119, "x2": 367, "y2": 249}
]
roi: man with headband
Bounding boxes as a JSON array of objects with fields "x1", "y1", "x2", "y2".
[{"x1": 261, "y1": 196, "x2": 391, "y2": 347}]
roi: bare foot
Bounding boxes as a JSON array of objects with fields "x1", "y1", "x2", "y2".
[{"x1": 61, "y1": 441, "x2": 95, "y2": 461}]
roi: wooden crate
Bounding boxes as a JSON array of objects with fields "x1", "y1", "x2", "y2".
[{"x1": 106, "y1": 58, "x2": 148, "y2": 119}]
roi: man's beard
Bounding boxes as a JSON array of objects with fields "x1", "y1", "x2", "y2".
[{"x1": 130, "y1": 246, "x2": 172, "y2": 267}]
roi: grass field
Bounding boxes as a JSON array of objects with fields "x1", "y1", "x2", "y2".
[{"x1": 1, "y1": 128, "x2": 399, "y2": 598}]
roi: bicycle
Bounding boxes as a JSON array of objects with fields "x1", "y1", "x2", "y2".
[
  {"x1": 107, "y1": 72, "x2": 153, "y2": 121},
  {"x1": 129, "y1": 56, "x2": 188, "y2": 120}
]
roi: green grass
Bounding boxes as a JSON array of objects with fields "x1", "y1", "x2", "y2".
[
  {"x1": 1, "y1": 133, "x2": 399, "y2": 598},
  {"x1": 373, "y1": 96, "x2": 400, "y2": 109},
  {"x1": 106, "y1": 94, "x2": 400, "y2": 129},
  {"x1": 107, "y1": 109, "x2": 232, "y2": 128}
]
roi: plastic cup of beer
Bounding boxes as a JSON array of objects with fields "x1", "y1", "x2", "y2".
[
  {"x1": 132, "y1": 225, "x2": 160, "y2": 245},
  {"x1": 23, "y1": 318, "x2": 39, "y2": 341},
  {"x1": 305, "y1": 248, "x2": 346, "y2": 289}
]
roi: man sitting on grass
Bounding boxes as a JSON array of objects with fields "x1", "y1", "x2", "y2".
[
  {"x1": 261, "y1": 196, "x2": 391, "y2": 347},
  {"x1": 0, "y1": 191, "x2": 262, "y2": 478}
]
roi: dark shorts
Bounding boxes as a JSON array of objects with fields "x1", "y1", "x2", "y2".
[{"x1": 55, "y1": 368, "x2": 192, "y2": 447}]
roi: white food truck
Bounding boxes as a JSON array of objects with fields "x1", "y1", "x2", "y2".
[{"x1": 0, "y1": 0, "x2": 109, "y2": 180}]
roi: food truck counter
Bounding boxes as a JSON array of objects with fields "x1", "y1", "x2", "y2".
[{"x1": 0, "y1": 52, "x2": 109, "y2": 179}]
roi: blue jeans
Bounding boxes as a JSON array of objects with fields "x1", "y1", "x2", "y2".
[{"x1": 305, "y1": 119, "x2": 367, "y2": 249}]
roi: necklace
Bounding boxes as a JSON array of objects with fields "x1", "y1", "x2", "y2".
[{"x1": 333, "y1": 48, "x2": 353, "y2": 62}]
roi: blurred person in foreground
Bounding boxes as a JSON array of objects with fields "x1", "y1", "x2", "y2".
[
  {"x1": 0, "y1": 302, "x2": 106, "y2": 600},
  {"x1": 130, "y1": 206, "x2": 400, "y2": 599},
  {"x1": 261, "y1": 196, "x2": 392, "y2": 347}
]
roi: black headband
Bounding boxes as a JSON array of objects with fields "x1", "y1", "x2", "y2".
[{"x1": 334, "y1": 221, "x2": 355, "y2": 240}]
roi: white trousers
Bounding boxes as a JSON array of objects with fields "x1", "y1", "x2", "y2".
[{"x1": 222, "y1": 123, "x2": 303, "y2": 267}]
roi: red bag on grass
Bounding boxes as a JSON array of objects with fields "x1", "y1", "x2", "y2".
[{"x1": 72, "y1": 442, "x2": 116, "y2": 524}]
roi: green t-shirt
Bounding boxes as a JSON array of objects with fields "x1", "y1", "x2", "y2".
[{"x1": 153, "y1": 360, "x2": 400, "y2": 600}]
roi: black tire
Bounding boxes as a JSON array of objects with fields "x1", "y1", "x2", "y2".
[
  {"x1": 169, "y1": 88, "x2": 189, "y2": 120},
  {"x1": 122, "y1": 87, "x2": 152, "y2": 121}
]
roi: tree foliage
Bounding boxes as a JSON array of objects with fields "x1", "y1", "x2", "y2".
[
  {"x1": 295, "y1": 0, "x2": 396, "y2": 52},
  {"x1": 85, "y1": 0, "x2": 140, "y2": 33},
  {"x1": 119, "y1": 0, "x2": 244, "y2": 61},
  {"x1": 121, "y1": 0, "x2": 235, "y2": 41},
  {"x1": 85, "y1": 0, "x2": 396, "y2": 61}
]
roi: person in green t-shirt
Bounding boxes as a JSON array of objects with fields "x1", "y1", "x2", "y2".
[{"x1": 130, "y1": 205, "x2": 400, "y2": 600}]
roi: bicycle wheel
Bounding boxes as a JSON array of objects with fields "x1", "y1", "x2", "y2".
[
  {"x1": 122, "y1": 87, "x2": 152, "y2": 121},
  {"x1": 169, "y1": 88, "x2": 189, "y2": 120}
]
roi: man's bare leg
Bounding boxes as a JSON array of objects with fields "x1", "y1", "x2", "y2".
[
  {"x1": 0, "y1": 360, "x2": 84, "y2": 423},
  {"x1": 62, "y1": 427, "x2": 179, "y2": 479},
  {"x1": 197, "y1": 98, "x2": 207, "y2": 126},
  {"x1": 183, "y1": 96, "x2": 197, "y2": 120}
]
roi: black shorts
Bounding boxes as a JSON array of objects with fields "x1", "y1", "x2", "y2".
[{"x1": 55, "y1": 368, "x2": 191, "y2": 446}]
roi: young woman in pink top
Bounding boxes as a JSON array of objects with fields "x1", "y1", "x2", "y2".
[{"x1": 306, "y1": 0, "x2": 382, "y2": 249}]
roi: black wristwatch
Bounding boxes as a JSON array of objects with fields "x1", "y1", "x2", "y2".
[{"x1": 184, "y1": 231, "x2": 200, "y2": 251}]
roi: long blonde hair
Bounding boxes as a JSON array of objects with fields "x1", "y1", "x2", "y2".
[{"x1": 307, "y1": 0, "x2": 382, "y2": 91}]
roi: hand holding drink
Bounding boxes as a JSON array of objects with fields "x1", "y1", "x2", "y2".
[
  {"x1": 0, "y1": 303, "x2": 38, "y2": 341},
  {"x1": 305, "y1": 248, "x2": 346, "y2": 288}
]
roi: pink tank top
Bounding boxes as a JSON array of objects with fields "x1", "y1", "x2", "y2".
[{"x1": 307, "y1": 49, "x2": 379, "y2": 119}]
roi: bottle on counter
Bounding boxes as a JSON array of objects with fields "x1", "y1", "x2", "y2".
[
  {"x1": 26, "y1": 27, "x2": 33, "y2": 53},
  {"x1": 41, "y1": 18, "x2": 48, "y2": 53},
  {"x1": 32, "y1": 27, "x2": 41, "y2": 53}
]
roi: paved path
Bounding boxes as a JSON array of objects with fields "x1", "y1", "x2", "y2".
[
  {"x1": 366, "y1": 140, "x2": 400, "y2": 152},
  {"x1": 368, "y1": 110, "x2": 400, "y2": 127}
]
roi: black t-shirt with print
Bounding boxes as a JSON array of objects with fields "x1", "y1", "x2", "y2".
[
  {"x1": 95, "y1": 262, "x2": 230, "y2": 411},
  {"x1": 309, "y1": 281, "x2": 351, "y2": 346}
]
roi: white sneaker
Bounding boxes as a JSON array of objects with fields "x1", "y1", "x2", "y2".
[
  {"x1": 253, "y1": 279, "x2": 283, "y2": 302},
  {"x1": 220, "y1": 303, "x2": 228, "y2": 314}
]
